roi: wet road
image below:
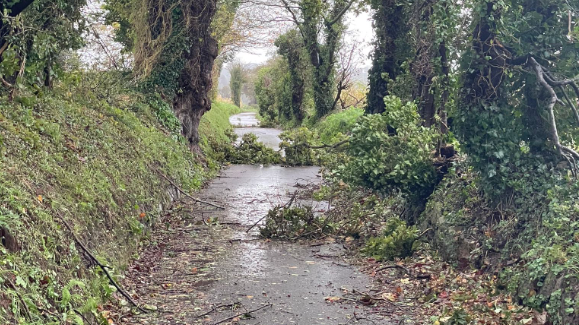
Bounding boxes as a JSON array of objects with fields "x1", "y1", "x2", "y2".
[
  {"x1": 229, "y1": 112, "x2": 283, "y2": 151},
  {"x1": 198, "y1": 113, "x2": 383, "y2": 324}
]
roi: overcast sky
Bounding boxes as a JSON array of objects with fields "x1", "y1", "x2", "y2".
[{"x1": 235, "y1": 10, "x2": 374, "y2": 66}]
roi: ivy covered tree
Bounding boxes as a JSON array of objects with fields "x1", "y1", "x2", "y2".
[
  {"x1": 365, "y1": 0, "x2": 411, "y2": 114},
  {"x1": 275, "y1": 29, "x2": 309, "y2": 123},
  {"x1": 281, "y1": 0, "x2": 356, "y2": 118},
  {"x1": 132, "y1": 0, "x2": 219, "y2": 150},
  {"x1": 456, "y1": 0, "x2": 579, "y2": 195},
  {"x1": 229, "y1": 61, "x2": 244, "y2": 107}
]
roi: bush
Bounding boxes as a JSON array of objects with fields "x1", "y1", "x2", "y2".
[
  {"x1": 362, "y1": 217, "x2": 419, "y2": 261},
  {"x1": 339, "y1": 96, "x2": 437, "y2": 198}
]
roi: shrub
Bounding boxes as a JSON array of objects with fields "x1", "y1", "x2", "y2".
[
  {"x1": 362, "y1": 217, "x2": 419, "y2": 261},
  {"x1": 339, "y1": 96, "x2": 437, "y2": 198}
]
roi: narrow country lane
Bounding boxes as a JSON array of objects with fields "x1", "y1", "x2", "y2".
[{"x1": 122, "y1": 112, "x2": 388, "y2": 325}]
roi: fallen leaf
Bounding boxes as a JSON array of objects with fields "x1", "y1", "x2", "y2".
[
  {"x1": 382, "y1": 292, "x2": 397, "y2": 302},
  {"x1": 325, "y1": 296, "x2": 341, "y2": 302}
]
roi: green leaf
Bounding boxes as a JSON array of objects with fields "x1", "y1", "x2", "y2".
[{"x1": 15, "y1": 276, "x2": 27, "y2": 288}]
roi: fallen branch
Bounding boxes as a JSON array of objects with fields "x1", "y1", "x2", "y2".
[
  {"x1": 58, "y1": 216, "x2": 147, "y2": 313},
  {"x1": 375, "y1": 264, "x2": 410, "y2": 275},
  {"x1": 153, "y1": 167, "x2": 225, "y2": 210},
  {"x1": 211, "y1": 303, "x2": 272, "y2": 325},
  {"x1": 246, "y1": 192, "x2": 298, "y2": 233}
]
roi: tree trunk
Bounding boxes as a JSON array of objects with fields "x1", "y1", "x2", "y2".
[
  {"x1": 366, "y1": 0, "x2": 409, "y2": 114},
  {"x1": 173, "y1": 0, "x2": 219, "y2": 150},
  {"x1": 438, "y1": 40, "x2": 449, "y2": 134}
]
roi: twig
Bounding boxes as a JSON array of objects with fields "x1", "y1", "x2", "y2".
[
  {"x1": 375, "y1": 264, "x2": 410, "y2": 274},
  {"x1": 284, "y1": 191, "x2": 298, "y2": 208},
  {"x1": 6, "y1": 277, "x2": 31, "y2": 320},
  {"x1": 74, "y1": 309, "x2": 95, "y2": 325},
  {"x1": 228, "y1": 238, "x2": 262, "y2": 243},
  {"x1": 211, "y1": 303, "x2": 272, "y2": 325},
  {"x1": 58, "y1": 216, "x2": 147, "y2": 313},
  {"x1": 415, "y1": 228, "x2": 432, "y2": 240},
  {"x1": 153, "y1": 168, "x2": 225, "y2": 210},
  {"x1": 246, "y1": 215, "x2": 268, "y2": 233},
  {"x1": 195, "y1": 303, "x2": 239, "y2": 318}
]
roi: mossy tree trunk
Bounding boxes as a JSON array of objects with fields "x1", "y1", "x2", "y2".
[{"x1": 135, "y1": 0, "x2": 219, "y2": 150}]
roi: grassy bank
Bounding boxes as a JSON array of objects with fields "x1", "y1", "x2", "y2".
[{"x1": 0, "y1": 74, "x2": 239, "y2": 324}]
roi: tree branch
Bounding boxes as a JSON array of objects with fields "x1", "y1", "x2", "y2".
[
  {"x1": 325, "y1": 0, "x2": 357, "y2": 26},
  {"x1": 558, "y1": 85, "x2": 579, "y2": 124},
  {"x1": 529, "y1": 57, "x2": 579, "y2": 160},
  {"x1": 280, "y1": 0, "x2": 304, "y2": 36}
]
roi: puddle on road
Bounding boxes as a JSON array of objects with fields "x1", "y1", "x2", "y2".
[{"x1": 195, "y1": 113, "x2": 384, "y2": 324}]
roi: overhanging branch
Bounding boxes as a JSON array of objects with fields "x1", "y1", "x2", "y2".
[{"x1": 528, "y1": 57, "x2": 579, "y2": 161}]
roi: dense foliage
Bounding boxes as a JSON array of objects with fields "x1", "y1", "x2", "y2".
[{"x1": 341, "y1": 96, "x2": 437, "y2": 198}]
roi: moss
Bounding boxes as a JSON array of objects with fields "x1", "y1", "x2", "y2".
[{"x1": 0, "y1": 77, "x2": 237, "y2": 323}]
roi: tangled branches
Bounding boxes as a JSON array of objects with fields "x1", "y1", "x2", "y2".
[{"x1": 528, "y1": 57, "x2": 579, "y2": 166}]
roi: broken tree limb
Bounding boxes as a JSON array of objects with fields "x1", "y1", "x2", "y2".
[
  {"x1": 58, "y1": 216, "x2": 147, "y2": 313},
  {"x1": 153, "y1": 167, "x2": 225, "y2": 210},
  {"x1": 309, "y1": 139, "x2": 349, "y2": 149},
  {"x1": 211, "y1": 303, "x2": 272, "y2": 325}
]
